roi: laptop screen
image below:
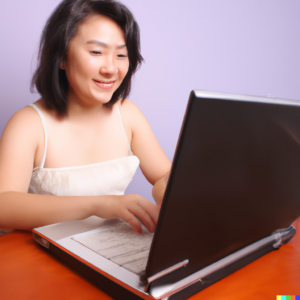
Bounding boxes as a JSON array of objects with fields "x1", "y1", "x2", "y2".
[{"x1": 146, "y1": 90, "x2": 300, "y2": 283}]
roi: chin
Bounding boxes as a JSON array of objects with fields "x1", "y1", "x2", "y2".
[
  {"x1": 93, "y1": 94, "x2": 114, "y2": 105},
  {"x1": 88, "y1": 86, "x2": 119, "y2": 105}
]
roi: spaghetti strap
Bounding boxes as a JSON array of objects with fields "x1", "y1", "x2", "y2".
[
  {"x1": 116, "y1": 104, "x2": 133, "y2": 155},
  {"x1": 28, "y1": 104, "x2": 48, "y2": 168}
]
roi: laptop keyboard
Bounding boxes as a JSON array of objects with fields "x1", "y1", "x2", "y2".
[{"x1": 72, "y1": 219, "x2": 154, "y2": 274}]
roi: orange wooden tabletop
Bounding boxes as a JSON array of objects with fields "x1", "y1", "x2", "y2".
[{"x1": 0, "y1": 218, "x2": 299, "y2": 300}]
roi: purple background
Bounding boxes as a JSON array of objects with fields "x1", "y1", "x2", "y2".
[{"x1": 1, "y1": 0, "x2": 300, "y2": 202}]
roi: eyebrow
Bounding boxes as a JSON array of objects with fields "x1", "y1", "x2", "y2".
[{"x1": 86, "y1": 40, "x2": 127, "y2": 49}]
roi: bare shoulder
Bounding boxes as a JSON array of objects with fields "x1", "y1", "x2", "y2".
[
  {"x1": 119, "y1": 99, "x2": 148, "y2": 130},
  {"x1": 9, "y1": 104, "x2": 41, "y2": 123},
  {"x1": 0, "y1": 103, "x2": 46, "y2": 193},
  {"x1": 2, "y1": 104, "x2": 43, "y2": 143},
  {"x1": 120, "y1": 98, "x2": 141, "y2": 114},
  {"x1": 0, "y1": 103, "x2": 46, "y2": 161}
]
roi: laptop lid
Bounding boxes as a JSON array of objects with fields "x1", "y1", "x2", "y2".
[{"x1": 145, "y1": 90, "x2": 300, "y2": 283}]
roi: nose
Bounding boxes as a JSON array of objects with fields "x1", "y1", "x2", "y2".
[{"x1": 100, "y1": 56, "x2": 118, "y2": 76}]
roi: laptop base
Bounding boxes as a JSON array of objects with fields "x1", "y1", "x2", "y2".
[{"x1": 33, "y1": 221, "x2": 295, "y2": 300}]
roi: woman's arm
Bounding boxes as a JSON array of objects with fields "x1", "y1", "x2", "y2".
[
  {"x1": 0, "y1": 192, "x2": 158, "y2": 234},
  {"x1": 120, "y1": 100, "x2": 172, "y2": 205},
  {"x1": 152, "y1": 172, "x2": 169, "y2": 208},
  {"x1": 0, "y1": 108, "x2": 158, "y2": 233},
  {"x1": 0, "y1": 191, "x2": 93, "y2": 230}
]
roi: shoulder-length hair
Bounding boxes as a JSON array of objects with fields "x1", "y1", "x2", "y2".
[{"x1": 31, "y1": 0, "x2": 143, "y2": 116}]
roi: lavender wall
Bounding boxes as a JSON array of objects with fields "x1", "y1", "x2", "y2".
[{"x1": 1, "y1": 0, "x2": 300, "y2": 202}]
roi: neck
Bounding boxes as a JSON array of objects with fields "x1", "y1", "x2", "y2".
[{"x1": 66, "y1": 89, "x2": 107, "y2": 121}]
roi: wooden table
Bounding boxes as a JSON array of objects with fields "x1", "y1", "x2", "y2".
[{"x1": 1, "y1": 218, "x2": 299, "y2": 300}]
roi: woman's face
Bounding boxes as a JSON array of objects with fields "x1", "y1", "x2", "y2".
[{"x1": 63, "y1": 14, "x2": 129, "y2": 106}]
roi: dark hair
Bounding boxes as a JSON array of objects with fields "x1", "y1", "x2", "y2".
[{"x1": 31, "y1": 0, "x2": 143, "y2": 116}]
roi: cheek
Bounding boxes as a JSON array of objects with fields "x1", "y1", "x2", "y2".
[
  {"x1": 66, "y1": 54, "x2": 97, "y2": 89},
  {"x1": 75, "y1": 55, "x2": 97, "y2": 78},
  {"x1": 118, "y1": 61, "x2": 130, "y2": 80}
]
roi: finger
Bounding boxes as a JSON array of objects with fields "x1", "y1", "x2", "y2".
[
  {"x1": 137, "y1": 199, "x2": 160, "y2": 225},
  {"x1": 128, "y1": 205, "x2": 156, "y2": 233},
  {"x1": 121, "y1": 210, "x2": 143, "y2": 234}
]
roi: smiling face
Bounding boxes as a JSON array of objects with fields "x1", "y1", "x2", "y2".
[{"x1": 63, "y1": 14, "x2": 129, "y2": 107}]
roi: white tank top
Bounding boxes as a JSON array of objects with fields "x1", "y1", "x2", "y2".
[{"x1": 27, "y1": 104, "x2": 139, "y2": 196}]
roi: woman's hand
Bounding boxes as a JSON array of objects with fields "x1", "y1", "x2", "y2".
[{"x1": 95, "y1": 194, "x2": 159, "y2": 234}]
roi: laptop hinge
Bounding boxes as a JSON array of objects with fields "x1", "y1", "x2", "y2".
[{"x1": 142, "y1": 259, "x2": 189, "y2": 292}]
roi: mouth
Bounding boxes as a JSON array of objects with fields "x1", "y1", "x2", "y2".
[{"x1": 93, "y1": 79, "x2": 115, "y2": 90}]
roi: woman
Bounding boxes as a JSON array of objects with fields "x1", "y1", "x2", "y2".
[{"x1": 0, "y1": 0, "x2": 171, "y2": 235}]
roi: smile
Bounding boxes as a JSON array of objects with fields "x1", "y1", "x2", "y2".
[{"x1": 93, "y1": 79, "x2": 115, "y2": 90}]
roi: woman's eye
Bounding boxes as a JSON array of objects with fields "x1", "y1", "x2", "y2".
[
  {"x1": 117, "y1": 54, "x2": 128, "y2": 58},
  {"x1": 91, "y1": 51, "x2": 101, "y2": 55}
]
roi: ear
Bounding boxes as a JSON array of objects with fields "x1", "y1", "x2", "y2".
[{"x1": 60, "y1": 61, "x2": 65, "y2": 70}]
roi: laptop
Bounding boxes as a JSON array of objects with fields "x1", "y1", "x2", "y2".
[{"x1": 32, "y1": 90, "x2": 300, "y2": 300}]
